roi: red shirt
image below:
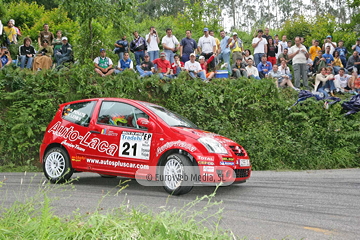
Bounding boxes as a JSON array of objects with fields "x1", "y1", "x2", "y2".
[
  {"x1": 153, "y1": 58, "x2": 171, "y2": 73},
  {"x1": 171, "y1": 61, "x2": 184, "y2": 74},
  {"x1": 200, "y1": 55, "x2": 215, "y2": 74}
]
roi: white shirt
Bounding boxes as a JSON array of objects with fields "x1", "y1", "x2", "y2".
[
  {"x1": 162, "y1": 35, "x2": 179, "y2": 49},
  {"x1": 279, "y1": 40, "x2": 288, "y2": 53},
  {"x1": 324, "y1": 42, "x2": 337, "y2": 55},
  {"x1": 288, "y1": 45, "x2": 308, "y2": 64},
  {"x1": 252, "y1": 37, "x2": 267, "y2": 54},
  {"x1": 245, "y1": 66, "x2": 259, "y2": 77},
  {"x1": 278, "y1": 65, "x2": 291, "y2": 75},
  {"x1": 184, "y1": 60, "x2": 202, "y2": 72},
  {"x1": 146, "y1": 33, "x2": 159, "y2": 52},
  {"x1": 93, "y1": 56, "x2": 113, "y2": 65},
  {"x1": 334, "y1": 74, "x2": 350, "y2": 88},
  {"x1": 198, "y1": 35, "x2": 216, "y2": 53}
]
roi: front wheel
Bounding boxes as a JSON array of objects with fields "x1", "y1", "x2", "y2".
[
  {"x1": 43, "y1": 147, "x2": 73, "y2": 183},
  {"x1": 162, "y1": 153, "x2": 194, "y2": 195}
]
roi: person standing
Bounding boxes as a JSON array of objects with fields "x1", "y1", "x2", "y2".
[
  {"x1": 130, "y1": 31, "x2": 147, "y2": 66},
  {"x1": 94, "y1": 48, "x2": 114, "y2": 77},
  {"x1": 229, "y1": 32, "x2": 243, "y2": 64},
  {"x1": 161, "y1": 28, "x2": 179, "y2": 64},
  {"x1": 262, "y1": 27, "x2": 272, "y2": 42},
  {"x1": 308, "y1": 40, "x2": 321, "y2": 61},
  {"x1": 52, "y1": 30, "x2": 63, "y2": 56},
  {"x1": 179, "y1": 30, "x2": 197, "y2": 63},
  {"x1": 336, "y1": 40, "x2": 348, "y2": 67},
  {"x1": 197, "y1": 27, "x2": 216, "y2": 70},
  {"x1": 19, "y1": 37, "x2": 36, "y2": 69},
  {"x1": 38, "y1": 24, "x2": 54, "y2": 47},
  {"x1": 288, "y1": 36, "x2": 310, "y2": 88},
  {"x1": 218, "y1": 30, "x2": 231, "y2": 74},
  {"x1": 146, "y1": 27, "x2": 160, "y2": 61},
  {"x1": 3, "y1": 21, "x2": 17, "y2": 45},
  {"x1": 252, "y1": 29, "x2": 267, "y2": 66},
  {"x1": 322, "y1": 35, "x2": 337, "y2": 55},
  {"x1": 114, "y1": 35, "x2": 128, "y2": 61}
]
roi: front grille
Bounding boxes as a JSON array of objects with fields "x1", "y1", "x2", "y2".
[
  {"x1": 229, "y1": 145, "x2": 245, "y2": 156},
  {"x1": 233, "y1": 169, "x2": 250, "y2": 178}
]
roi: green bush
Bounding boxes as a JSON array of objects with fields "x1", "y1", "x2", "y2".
[{"x1": 0, "y1": 65, "x2": 359, "y2": 170}]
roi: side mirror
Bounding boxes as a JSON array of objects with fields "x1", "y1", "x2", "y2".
[{"x1": 136, "y1": 118, "x2": 155, "y2": 130}]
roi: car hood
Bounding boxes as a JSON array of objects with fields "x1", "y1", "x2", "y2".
[{"x1": 171, "y1": 127, "x2": 236, "y2": 144}]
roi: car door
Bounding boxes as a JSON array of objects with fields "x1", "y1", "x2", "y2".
[{"x1": 84, "y1": 100, "x2": 156, "y2": 176}]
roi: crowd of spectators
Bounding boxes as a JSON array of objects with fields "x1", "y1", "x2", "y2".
[{"x1": 0, "y1": 20, "x2": 359, "y2": 93}]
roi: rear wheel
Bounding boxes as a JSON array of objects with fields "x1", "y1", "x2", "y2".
[
  {"x1": 162, "y1": 153, "x2": 194, "y2": 195},
  {"x1": 43, "y1": 147, "x2": 73, "y2": 183}
]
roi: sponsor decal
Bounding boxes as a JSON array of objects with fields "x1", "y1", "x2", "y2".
[
  {"x1": 71, "y1": 155, "x2": 86, "y2": 162},
  {"x1": 48, "y1": 121, "x2": 119, "y2": 156},
  {"x1": 198, "y1": 156, "x2": 214, "y2": 161},
  {"x1": 63, "y1": 108, "x2": 86, "y2": 121},
  {"x1": 86, "y1": 158, "x2": 149, "y2": 169},
  {"x1": 237, "y1": 159, "x2": 250, "y2": 167},
  {"x1": 203, "y1": 166, "x2": 214, "y2": 172},
  {"x1": 156, "y1": 141, "x2": 196, "y2": 156},
  {"x1": 101, "y1": 128, "x2": 118, "y2": 136},
  {"x1": 222, "y1": 157, "x2": 234, "y2": 161},
  {"x1": 198, "y1": 161, "x2": 215, "y2": 165},
  {"x1": 119, "y1": 131, "x2": 152, "y2": 160},
  {"x1": 220, "y1": 161, "x2": 234, "y2": 166}
]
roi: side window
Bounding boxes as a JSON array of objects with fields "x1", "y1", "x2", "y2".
[
  {"x1": 97, "y1": 101, "x2": 149, "y2": 129},
  {"x1": 62, "y1": 101, "x2": 96, "y2": 127}
]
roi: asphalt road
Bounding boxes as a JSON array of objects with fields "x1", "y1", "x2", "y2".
[{"x1": 1, "y1": 169, "x2": 359, "y2": 240}]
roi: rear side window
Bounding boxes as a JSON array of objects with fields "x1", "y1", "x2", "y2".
[{"x1": 62, "y1": 101, "x2": 96, "y2": 126}]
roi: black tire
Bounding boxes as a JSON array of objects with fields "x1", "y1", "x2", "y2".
[
  {"x1": 43, "y1": 147, "x2": 73, "y2": 183},
  {"x1": 99, "y1": 174, "x2": 117, "y2": 178},
  {"x1": 161, "y1": 153, "x2": 194, "y2": 195}
]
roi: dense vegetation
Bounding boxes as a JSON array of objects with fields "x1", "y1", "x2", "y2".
[{"x1": 0, "y1": 65, "x2": 359, "y2": 171}]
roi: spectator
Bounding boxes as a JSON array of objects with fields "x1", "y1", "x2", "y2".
[
  {"x1": 243, "y1": 49, "x2": 254, "y2": 63},
  {"x1": 257, "y1": 54, "x2": 273, "y2": 79},
  {"x1": 314, "y1": 67, "x2": 336, "y2": 97},
  {"x1": 334, "y1": 68, "x2": 351, "y2": 92},
  {"x1": 115, "y1": 52, "x2": 134, "y2": 74},
  {"x1": 136, "y1": 53, "x2": 154, "y2": 78},
  {"x1": 146, "y1": 27, "x2": 160, "y2": 61},
  {"x1": 288, "y1": 36, "x2": 309, "y2": 89},
  {"x1": 335, "y1": 40, "x2": 347, "y2": 67},
  {"x1": 268, "y1": 64, "x2": 299, "y2": 91},
  {"x1": 55, "y1": 37, "x2": 73, "y2": 67},
  {"x1": 308, "y1": 40, "x2": 321, "y2": 61},
  {"x1": 218, "y1": 30, "x2": 231, "y2": 74},
  {"x1": 0, "y1": 46, "x2": 12, "y2": 68},
  {"x1": 179, "y1": 30, "x2": 197, "y2": 63},
  {"x1": 278, "y1": 35, "x2": 288, "y2": 54},
  {"x1": 287, "y1": 40, "x2": 292, "y2": 48},
  {"x1": 267, "y1": 38, "x2": 278, "y2": 65},
  {"x1": 322, "y1": 46, "x2": 334, "y2": 67},
  {"x1": 197, "y1": 27, "x2": 216, "y2": 70},
  {"x1": 322, "y1": 35, "x2": 336, "y2": 55},
  {"x1": 19, "y1": 37, "x2": 36, "y2": 69},
  {"x1": 348, "y1": 71, "x2": 360, "y2": 93},
  {"x1": 162, "y1": 28, "x2": 179, "y2": 64},
  {"x1": 306, "y1": 56, "x2": 314, "y2": 75},
  {"x1": 245, "y1": 59, "x2": 260, "y2": 80},
  {"x1": 346, "y1": 51, "x2": 360, "y2": 73},
  {"x1": 252, "y1": 29, "x2": 267, "y2": 66},
  {"x1": 278, "y1": 60, "x2": 292, "y2": 79},
  {"x1": 9, "y1": 19, "x2": 21, "y2": 40},
  {"x1": 114, "y1": 35, "x2": 128, "y2": 61},
  {"x1": 94, "y1": 48, "x2": 114, "y2": 77},
  {"x1": 229, "y1": 32, "x2": 243, "y2": 64},
  {"x1": 333, "y1": 51, "x2": 343, "y2": 74},
  {"x1": 184, "y1": 53, "x2": 206, "y2": 81},
  {"x1": 351, "y1": 38, "x2": 360, "y2": 54},
  {"x1": 199, "y1": 55, "x2": 215, "y2": 81},
  {"x1": 277, "y1": 48, "x2": 290, "y2": 65},
  {"x1": 3, "y1": 21, "x2": 17, "y2": 45},
  {"x1": 153, "y1": 52, "x2": 172, "y2": 79},
  {"x1": 38, "y1": 24, "x2": 54, "y2": 48},
  {"x1": 312, "y1": 50, "x2": 327, "y2": 74},
  {"x1": 52, "y1": 30, "x2": 63, "y2": 56},
  {"x1": 170, "y1": 54, "x2": 184, "y2": 77},
  {"x1": 32, "y1": 40, "x2": 53, "y2": 71},
  {"x1": 262, "y1": 27, "x2": 272, "y2": 41},
  {"x1": 130, "y1": 31, "x2": 146, "y2": 66},
  {"x1": 232, "y1": 57, "x2": 247, "y2": 78}
]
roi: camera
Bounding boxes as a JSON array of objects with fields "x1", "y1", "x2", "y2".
[
  {"x1": 153, "y1": 30, "x2": 156, "y2": 34},
  {"x1": 4, "y1": 51, "x2": 9, "y2": 54}
]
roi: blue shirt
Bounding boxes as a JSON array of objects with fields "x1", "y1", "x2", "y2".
[
  {"x1": 220, "y1": 36, "x2": 230, "y2": 54},
  {"x1": 352, "y1": 45, "x2": 360, "y2": 54},
  {"x1": 180, "y1": 37, "x2": 197, "y2": 55},
  {"x1": 120, "y1": 58, "x2": 132, "y2": 69},
  {"x1": 1, "y1": 55, "x2": 9, "y2": 67},
  {"x1": 335, "y1": 47, "x2": 347, "y2": 58},
  {"x1": 257, "y1": 61, "x2": 273, "y2": 75},
  {"x1": 322, "y1": 53, "x2": 334, "y2": 64}
]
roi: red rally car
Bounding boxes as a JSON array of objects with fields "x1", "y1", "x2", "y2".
[{"x1": 40, "y1": 98, "x2": 251, "y2": 195}]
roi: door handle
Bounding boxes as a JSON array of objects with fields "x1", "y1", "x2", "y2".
[{"x1": 90, "y1": 130, "x2": 101, "y2": 134}]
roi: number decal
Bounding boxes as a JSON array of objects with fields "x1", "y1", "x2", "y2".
[{"x1": 119, "y1": 132, "x2": 152, "y2": 160}]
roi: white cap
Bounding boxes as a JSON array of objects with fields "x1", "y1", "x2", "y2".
[
  {"x1": 61, "y1": 37, "x2": 68, "y2": 41},
  {"x1": 232, "y1": 32, "x2": 238, "y2": 36},
  {"x1": 199, "y1": 56, "x2": 205, "y2": 60}
]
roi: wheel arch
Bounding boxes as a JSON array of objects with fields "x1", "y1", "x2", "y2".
[
  {"x1": 156, "y1": 149, "x2": 200, "y2": 176},
  {"x1": 42, "y1": 143, "x2": 71, "y2": 167}
]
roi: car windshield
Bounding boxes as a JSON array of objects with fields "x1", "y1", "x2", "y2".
[{"x1": 145, "y1": 104, "x2": 197, "y2": 128}]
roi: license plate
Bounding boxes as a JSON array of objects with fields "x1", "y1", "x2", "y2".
[{"x1": 239, "y1": 159, "x2": 250, "y2": 167}]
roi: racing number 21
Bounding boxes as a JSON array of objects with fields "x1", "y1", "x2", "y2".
[{"x1": 122, "y1": 142, "x2": 137, "y2": 156}]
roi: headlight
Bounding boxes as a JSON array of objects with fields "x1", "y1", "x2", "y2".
[{"x1": 198, "y1": 137, "x2": 228, "y2": 154}]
